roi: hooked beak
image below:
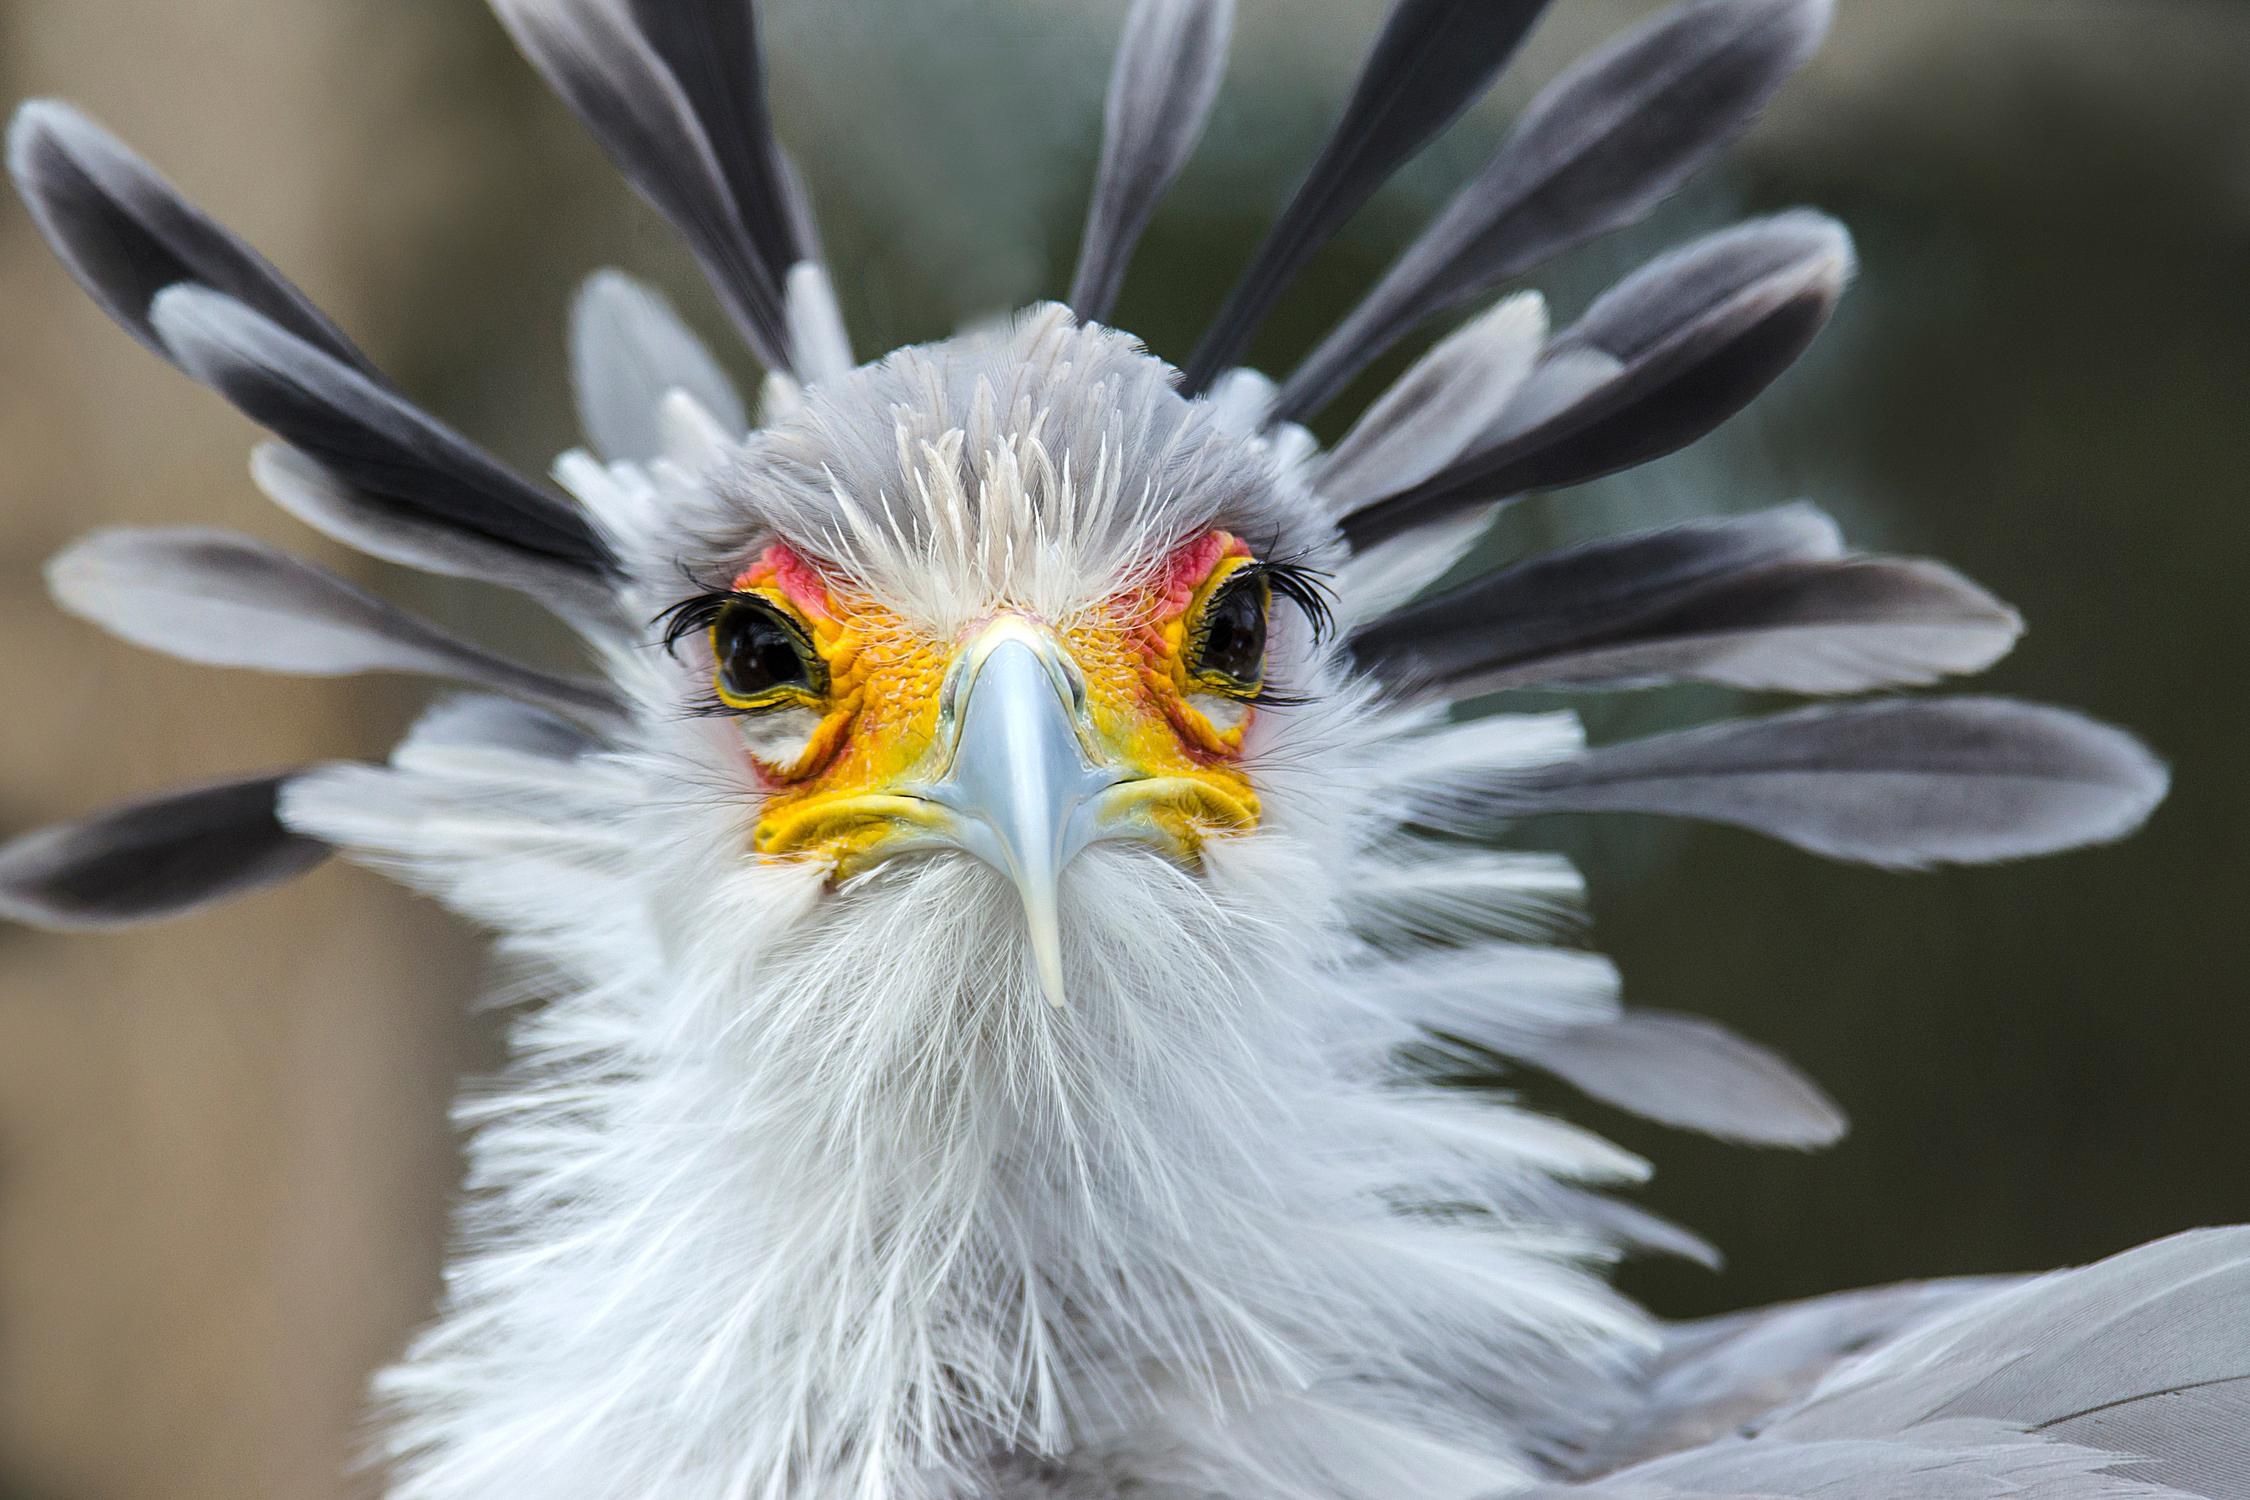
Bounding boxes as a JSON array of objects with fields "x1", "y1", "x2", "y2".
[
  {"x1": 914, "y1": 619, "x2": 1124, "y2": 1007},
  {"x1": 754, "y1": 614, "x2": 1261, "y2": 1007}
]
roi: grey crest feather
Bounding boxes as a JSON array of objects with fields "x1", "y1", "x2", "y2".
[
  {"x1": 402, "y1": 696, "x2": 604, "y2": 761},
  {"x1": 1564, "y1": 208, "x2": 1851, "y2": 361},
  {"x1": 1481, "y1": 697, "x2": 2168, "y2": 869},
  {"x1": 782, "y1": 261, "x2": 854, "y2": 387},
  {"x1": 1336, "y1": 505, "x2": 1503, "y2": 622},
  {"x1": 619, "y1": 0, "x2": 799, "y2": 260},
  {"x1": 46, "y1": 527, "x2": 624, "y2": 726},
  {"x1": 1354, "y1": 501, "x2": 1842, "y2": 678},
  {"x1": 8, "y1": 105, "x2": 622, "y2": 609},
  {"x1": 490, "y1": 0, "x2": 810, "y2": 374},
  {"x1": 570, "y1": 269, "x2": 748, "y2": 465},
  {"x1": 249, "y1": 445, "x2": 616, "y2": 622},
  {"x1": 1069, "y1": 0, "x2": 1234, "y2": 324},
  {"x1": 1279, "y1": 0, "x2": 1834, "y2": 422},
  {"x1": 1316, "y1": 291, "x2": 1547, "y2": 510},
  {"x1": 1180, "y1": 0, "x2": 1555, "y2": 392},
  {"x1": 149, "y1": 286, "x2": 617, "y2": 581},
  {"x1": 4, "y1": 100, "x2": 370, "y2": 371},
  {"x1": 1352, "y1": 505, "x2": 2022, "y2": 699},
  {"x1": 1341, "y1": 211, "x2": 1855, "y2": 547},
  {"x1": 1509, "y1": 1010, "x2": 1847, "y2": 1148},
  {"x1": 0, "y1": 775, "x2": 328, "y2": 930},
  {"x1": 1554, "y1": 1190, "x2": 1724, "y2": 1271}
]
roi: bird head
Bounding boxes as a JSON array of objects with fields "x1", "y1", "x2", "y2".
[{"x1": 627, "y1": 311, "x2": 1335, "y2": 1009}]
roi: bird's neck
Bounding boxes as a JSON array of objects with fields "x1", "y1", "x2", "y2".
[{"x1": 382, "y1": 842, "x2": 1636, "y2": 1499}]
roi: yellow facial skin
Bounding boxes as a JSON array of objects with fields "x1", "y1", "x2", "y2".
[{"x1": 714, "y1": 535, "x2": 1266, "y2": 876}]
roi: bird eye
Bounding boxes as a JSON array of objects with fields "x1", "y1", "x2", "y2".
[
  {"x1": 1185, "y1": 565, "x2": 1270, "y2": 697},
  {"x1": 711, "y1": 597, "x2": 825, "y2": 710}
]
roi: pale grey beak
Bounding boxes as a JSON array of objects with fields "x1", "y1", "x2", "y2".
[{"x1": 916, "y1": 618, "x2": 1125, "y2": 1007}]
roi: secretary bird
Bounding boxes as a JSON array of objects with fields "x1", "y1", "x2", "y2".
[{"x1": 3, "y1": 1, "x2": 2243, "y2": 1496}]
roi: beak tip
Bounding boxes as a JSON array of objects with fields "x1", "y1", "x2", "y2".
[{"x1": 1021, "y1": 884, "x2": 1072, "y2": 1010}]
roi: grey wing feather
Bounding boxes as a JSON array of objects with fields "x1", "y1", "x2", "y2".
[
  {"x1": 1535, "y1": 1232, "x2": 2250, "y2": 1499},
  {"x1": 1279, "y1": 0, "x2": 1832, "y2": 421},
  {"x1": 0, "y1": 775, "x2": 328, "y2": 930},
  {"x1": 1771, "y1": 1229, "x2": 2250, "y2": 1497},
  {"x1": 1509, "y1": 1010, "x2": 1846, "y2": 1149},
  {"x1": 1581, "y1": 1277, "x2": 2020, "y2": 1471},
  {"x1": 1181, "y1": 0, "x2": 1555, "y2": 392},
  {"x1": 46, "y1": 528, "x2": 624, "y2": 727},
  {"x1": 1341, "y1": 213, "x2": 1854, "y2": 548},
  {"x1": 5, "y1": 100, "x2": 370, "y2": 371},
  {"x1": 150, "y1": 286, "x2": 617, "y2": 581},
  {"x1": 1069, "y1": 0, "x2": 1234, "y2": 324},
  {"x1": 1521, "y1": 1432, "x2": 2202, "y2": 1499},
  {"x1": 1352, "y1": 505, "x2": 2020, "y2": 698},
  {"x1": 571, "y1": 269, "x2": 748, "y2": 464},
  {"x1": 1477, "y1": 697, "x2": 2167, "y2": 869},
  {"x1": 403, "y1": 697, "x2": 604, "y2": 761}
]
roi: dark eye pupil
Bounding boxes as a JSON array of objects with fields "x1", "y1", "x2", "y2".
[
  {"x1": 1199, "y1": 579, "x2": 1268, "y2": 686},
  {"x1": 715, "y1": 603, "x2": 810, "y2": 700}
]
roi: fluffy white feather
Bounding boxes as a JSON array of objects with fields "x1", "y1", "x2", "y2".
[{"x1": 277, "y1": 306, "x2": 1663, "y2": 1500}]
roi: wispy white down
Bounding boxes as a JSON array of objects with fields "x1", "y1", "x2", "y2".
[{"x1": 275, "y1": 303, "x2": 1669, "y2": 1500}]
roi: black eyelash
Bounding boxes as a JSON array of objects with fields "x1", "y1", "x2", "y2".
[
  {"x1": 654, "y1": 589, "x2": 741, "y2": 659},
  {"x1": 658, "y1": 592, "x2": 747, "y2": 720},
  {"x1": 681, "y1": 689, "x2": 749, "y2": 721},
  {"x1": 1214, "y1": 554, "x2": 1337, "y2": 710},
  {"x1": 1235, "y1": 556, "x2": 1338, "y2": 644}
]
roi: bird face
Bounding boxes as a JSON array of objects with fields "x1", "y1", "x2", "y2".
[
  {"x1": 666, "y1": 524, "x2": 1316, "y2": 1005},
  {"x1": 617, "y1": 312, "x2": 1341, "y2": 1008}
]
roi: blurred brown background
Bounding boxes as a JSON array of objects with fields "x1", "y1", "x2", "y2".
[{"x1": 1, "y1": 1, "x2": 2246, "y2": 1496}]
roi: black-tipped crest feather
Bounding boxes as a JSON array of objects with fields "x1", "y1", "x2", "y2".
[
  {"x1": 5, "y1": 100, "x2": 372, "y2": 371},
  {"x1": 0, "y1": 775, "x2": 328, "y2": 930},
  {"x1": 1278, "y1": 0, "x2": 1833, "y2": 421},
  {"x1": 1181, "y1": 0, "x2": 1554, "y2": 392},
  {"x1": 490, "y1": 0, "x2": 808, "y2": 373},
  {"x1": 1070, "y1": 0, "x2": 1234, "y2": 323},
  {"x1": 151, "y1": 286, "x2": 617, "y2": 579},
  {"x1": 1353, "y1": 505, "x2": 2021, "y2": 698},
  {"x1": 1341, "y1": 212, "x2": 1853, "y2": 548}
]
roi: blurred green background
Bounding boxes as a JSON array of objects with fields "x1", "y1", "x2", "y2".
[{"x1": 0, "y1": 1, "x2": 2244, "y2": 1495}]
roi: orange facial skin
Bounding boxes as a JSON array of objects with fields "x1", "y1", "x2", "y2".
[{"x1": 713, "y1": 533, "x2": 1267, "y2": 872}]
